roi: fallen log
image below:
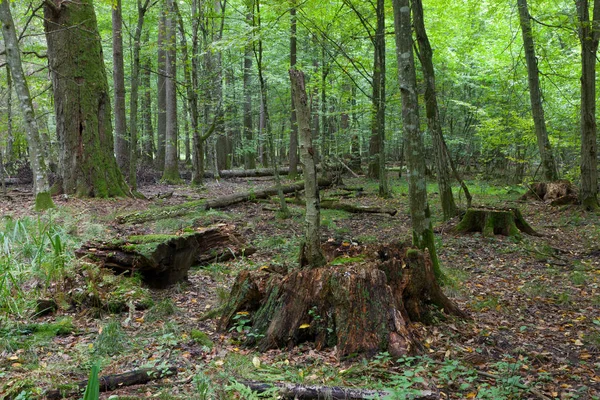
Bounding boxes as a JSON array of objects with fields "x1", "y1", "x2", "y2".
[
  {"x1": 116, "y1": 178, "x2": 332, "y2": 225},
  {"x1": 76, "y1": 225, "x2": 245, "y2": 288},
  {"x1": 286, "y1": 198, "x2": 396, "y2": 216},
  {"x1": 44, "y1": 366, "x2": 177, "y2": 399},
  {"x1": 240, "y1": 380, "x2": 439, "y2": 399},
  {"x1": 204, "y1": 167, "x2": 295, "y2": 179}
]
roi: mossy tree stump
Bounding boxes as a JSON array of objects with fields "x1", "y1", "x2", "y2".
[
  {"x1": 454, "y1": 207, "x2": 539, "y2": 237},
  {"x1": 76, "y1": 225, "x2": 247, "y2": 288},
  {"x1": 218, "y1": 242, "x2": 464, "y2": 357}
]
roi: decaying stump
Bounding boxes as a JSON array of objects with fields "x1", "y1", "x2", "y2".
[
  {"x1": 521, "y1": 180, "x2": 578, "y2": 206},
  {"x1": 454, "y1": 207, "x2": 539, "y2": 237},
  {"x1": 219, "y1": 242, "x2": 464, "y2": 357},
  {"x1": 76, "y1": 225, "x2": 249, "y2": 288}
]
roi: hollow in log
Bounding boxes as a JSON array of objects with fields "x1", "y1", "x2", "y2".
[
  {"x1": 454, "y1": 207, "x2": 539, "y2": 237},
  {"x1": 219, "y1": 242, "x2": 464, "y2": 358}
]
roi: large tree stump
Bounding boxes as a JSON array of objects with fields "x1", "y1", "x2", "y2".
[
  {"x1": 454, "y1": 207, "x2": 539, "y2": 237},
  {"x1": 218, "y1": 242, "x2": 464, "y2": 358},
  {"x1": 76, "y1": 225, "x2": 247, "y2": 288}
]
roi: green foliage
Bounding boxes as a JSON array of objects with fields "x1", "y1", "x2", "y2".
[
  {"x1": 82, "y1": 363, "x2": 100, "y2": 400},
  {"x1": 93, "y1": 319, "x2": 126, "y2": 356},
  {"x1": 145, "y1": 298, "x2": 178, "y2": 323},
  {"x1": 190, "y1": 329, "x2": 214, "y2": 349}
]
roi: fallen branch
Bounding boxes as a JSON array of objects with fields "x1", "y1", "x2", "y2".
[
  {"x1": 239, "y1": 380, "x2": 439, "y2": 400},
  {"x1": 45, "y1": 366, "x2": 177, "y2": 399},
  {"x1": 204, "y1": 167, "x2": 296, "y2": 179},
  {"x1": 286, "y1": 198, "x2": 397, "y2": 216},
  {"x1": 116, "y1": 178, "x2": 332, "y2": 224}
]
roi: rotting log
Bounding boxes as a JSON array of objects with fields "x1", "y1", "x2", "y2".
[
  {"x1": 44, "y1": 366, "x2": 177, "y2": 400},
  {"x1": 204, "y1": 167, "x2": 296, "y2": 179},
  {"x1": 115, "y1": 178, "x2": 332, "y2": 225},
  {"x1": 521, "y1": 180, "x2": 578, "y2": 206},
  {"x1": 454, "y1": 207, "x2": 540, "y2": 237},
  {"x1": 239, "y1": 380, "x2": 440, "y2": 400},
  {"x1": 76, "y1": 225, "x2": 246, "y2": 288},
  {"x1": 218, "y1": 242, "x2": 465, "y2": 358},
  {"x1": 286, "y1": 198, "x2": 396, "y2": 216}
]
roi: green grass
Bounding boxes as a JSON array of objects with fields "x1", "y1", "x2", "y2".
[{"x1": 93, "y1": 319, "x2": 127, "y2": 356}]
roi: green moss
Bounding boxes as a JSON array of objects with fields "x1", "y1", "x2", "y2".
[
  {"x1": 34, "y1": 192, "x2": 55, "y2": 212},
  {"x1": 190, "y1": 329, "x2": 214, "y2": 348},
  {"x1": 122, "y1": 234, "x2": 179, "y2": 255},
  {"x1": 330, "y1": 255, "x2": 365, "y2": 266}
]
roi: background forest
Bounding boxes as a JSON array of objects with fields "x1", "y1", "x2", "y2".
[{"x1": 0, "y1": 0, "x2": 589, "y2": 188}]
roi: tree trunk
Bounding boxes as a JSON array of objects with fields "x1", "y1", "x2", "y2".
[
  {"x1": 43, "y1": 0, "x2": 130, "y2": 197},
  {"x1": 374, "y1": 0, "x2": 388, "y2": 197},
  {"x1": 128, "y1": 0, "x2": 152, "y2": 189},
  {"x1": 5, "y1": 64, "x2": 12, "y2": 164},
  {"x1": 517, "y1": 0, "x2": 559, "y2": 182},
  {"x1": 156, "y1": 12, "x2": 167, "y2": 170},
  {"x1": 0, "y1": 0, "x2": 54, "y2": 210},
  {"x1": 256, "y1": 0, "x2": 289, "y2": 217},
  {"x1": 243, "y1": 0, "x2": 256, "y2": 170},
  {"x1": 576, "y1": 0, "x2": 600, "y2": 210},
  {"x1": 290, "y1": 69, "x2": 326, "y2": 268},
  {"x1": 412, "y1": 0, "x2": 457, "y2": 220},
  {"x1": 161, "y1": 0, "x2": 180, "y2": 183},
  {"x1": 289, "y1": 3, "x2": 299, "y2": 178},
  {"x1": 140, "y1": 52, "x2": 154, "y2": 166},
  {"x1": 392, "y1": 0, "x2": 442, "y2": 279},
  {"x1": 112, "y1": 0, "x2": 129, "y2": 178},
  {"x1": 190, "y1": 0, "x2": 203, "y2": 184}
]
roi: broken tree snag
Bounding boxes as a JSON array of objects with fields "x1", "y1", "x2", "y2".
[
  {"x1": 454, "y1": 207, "x2": 540, "y2": 237},
  {"x1": 219, "y1": 242, "x2": 464, "y2": 358},
  {"x1": 76, "y1": 225, "x2": 241, "y2": 288},
  {"x1": 44, "y1": 366, "x2": 177, "y2": 399},
  {"x1": 115, "y1": 178, "x2": 332, "y2": 225},
  {"x1": 521, "y1": 180, "x2": 578, "y2": 206},
  {"x1": 239, "y1": 380, "x2": 440, "y2": 400}
]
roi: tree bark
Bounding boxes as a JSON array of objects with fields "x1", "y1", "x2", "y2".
[
  {"x1": 412, "y1": 0, "x2": 457, "y2": 220},
  {"x1": 0, "y1": 0, "x2": 54, "y2": 210},
  {"x1": 374, "y1": 0, "x2": 388, "y2": 197},
  {"x1": 243, "y1": 0, "x2": 256, "y2": 170},
  {"x1": 156, "y1": 11, "x2": 167, "y2": 170},
  {"x1": 576, "y1": 0, "x2": 600, "y2": 210},
  {"x1": 128, "y1": 0, "x2": 152, "y2": 188},
  {"x1": 517, "y1": 0, "x2": 559, "y2": 182},
  {"x1": 43, "y1": 0, "x2": 130, "y2": 197},
  {"x1": 5, "y1": 64, "x2": 12, "y2": 164},
  {"x1": 393, "y1": 0, "x2": 442, "y2": 279},
  {"x1": 289, "y1": 2, "x2": 299, "y2": 178},
  {"x1": 290, "y1": 69, "x2": 326, "y2": 268},
  {"x1": 140, "y1": 50, "x2": 154, "y2": 166},
  {"x1": 112, "y1": 0, "x2": 129, "y2": 177},
  {"x1": 161, "y1": 0, "x2": 180, "y2": 183}
]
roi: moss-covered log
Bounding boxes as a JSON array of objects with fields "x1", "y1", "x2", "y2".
[
  {"x1": 219, "y1": 242, "x2": 464, "y2": 357},
  {"x1": 286, "y1": 198, "x2": 396, "y2": 216},
  {"x1": 115, "y1": 178, "x2": 332, "y2": 225},
  {"x1": 454, "y1": 207, "x2": 539, "y2": 237},
  {"x1": 76, "y1": 225, "x2": 247, "y2": 288}
]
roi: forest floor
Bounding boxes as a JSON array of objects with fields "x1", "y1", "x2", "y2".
[{"x1": 0, "y1": 175, "x2": 599, "y2": 400}]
